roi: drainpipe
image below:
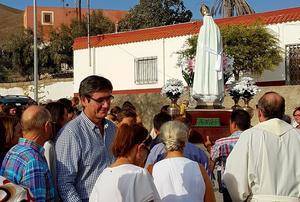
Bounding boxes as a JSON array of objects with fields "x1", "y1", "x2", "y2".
[{"x1": 163, "y1": 38, "x2": 166, "y2": 85}]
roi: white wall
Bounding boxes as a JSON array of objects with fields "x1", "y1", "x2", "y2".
[
  {"x1": 258, "y1": 22, "x2": 300, "y2": 82},
  {"x1": 74, "y1": 35, "x2": 191, "y2": 92},
  {"x1": 74, "y1": 21, "x2": 300, "y2": 93}
]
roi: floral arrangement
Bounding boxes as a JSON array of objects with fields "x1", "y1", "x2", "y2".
[
  {"x1": 180, "y1": 58, "x2": 195, "y2": 87},
  {"x1": 161, "y1": 78, "x2": 184, "y2": 100},
  {"x1": 229, "y1": 77, "x2": 260, "y2": 99}
]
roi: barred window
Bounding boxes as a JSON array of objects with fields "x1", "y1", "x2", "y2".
[
  {"x1": 134, "y1": 57, "x2": 158, "y2": 85},
  {"x1": 41, "y1": 11, "x2": 54, "y2": 25}
]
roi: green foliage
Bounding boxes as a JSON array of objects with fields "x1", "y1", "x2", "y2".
[
  {"x1": 221, "y1": 23, "x2": 283, "y2": 80},
  {"x1": 0, "y1": 10, "x2": 115, "y2": 82},
  {"x1": 89, "y1": 11, "x2": 115, "y2": 35},
  {"x1": 118, "y1": 0, "x2": 192, "y2": 31},
  {"x1": 1, "y1": 29, "x2": 35, "y2": 78},
  {"x1": 177, "y1": 23, "x2": 283, "y2": 81},
  {"x1": 49, "y1": 24, "x2": 73, "y2": 71}
]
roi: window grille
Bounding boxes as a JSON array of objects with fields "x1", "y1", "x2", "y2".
[
  {"x1": 134, "y1": 57, "x2": 158, "y2": 85},
  {"x1": 286, "y1": 44, "x2": 300, "y2": 85}
]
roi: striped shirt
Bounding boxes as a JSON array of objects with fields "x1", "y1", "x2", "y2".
[
  {"x1": 55, "y1": 112, "x2": 116, "y2": 202},
  {"x1": 0, "y1": 138, "x2": 55, "y2": 202},
  {"x1": 210, "y1": 131, "x2": 242, "y2": 161}
]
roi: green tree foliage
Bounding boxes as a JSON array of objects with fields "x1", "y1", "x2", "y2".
[
  {"x1": 0, "y1": 10, "x2": 115, "y2": 82},
  {"x1": 221, "y1": 23, "x2": 282, "y2": 80},
  {"x1": 118, "y1": 0, "x2": 192, "y2": 31},
  {"x1": 178, "y1": 23, "x2": 282, "y2": 81},
  {"x1": 48, "y1": 10, "x2": 115, "y2": 71},
  {"x1": 49, "y1": 24, "x2": 73, "y2": 71},
  {"x1": 1, "y1": 29, "x2": 35, "y2": 78}
]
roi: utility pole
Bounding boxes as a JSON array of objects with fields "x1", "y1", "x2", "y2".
[{"x1": 33, "y1": 0, "x2": 38, "y2": 102}]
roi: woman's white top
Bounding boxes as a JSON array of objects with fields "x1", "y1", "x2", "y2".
[
  {"x1": 152, "y1": 157, "x2": 205, "y2": 202},
  {"x1": 89, "y1": 164, "x2": 160, "y2": 202}
]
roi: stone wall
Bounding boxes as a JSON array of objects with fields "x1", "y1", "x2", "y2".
[
  {"x1": 113, "y1": 85, "x2": 300, "y2": 130},
  {"x1": 0, "y1": 79, "x2": 299, "y2": 130}
]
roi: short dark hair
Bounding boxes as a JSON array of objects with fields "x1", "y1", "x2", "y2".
[
  {"x1": 257, "y1": 92, "x2": 285, "y2": 119},
  {"x1": 293, "y1": 107, "x2": 300, "y2": 116},
  {"x1": 122, "y1": 101, "x2": 136, "y2": 111},
  {"x1": 79, "y1": 75, "x2": 113, "y2": 98},
  {"x1": 117, "y1": 108, "x2": 137, "y2": 122},
  {"x1": 153, "y1": 112, "x2": 171, "y2": 131},
  {"x1": 231, "y1": 109, "x2": 251, "y2": 131},
  {"x1": 111, "y1": 124, "x2": 149, "y2": 158}
]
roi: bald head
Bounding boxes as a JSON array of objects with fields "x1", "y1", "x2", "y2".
[
  {"x1": 257, "y1": 92, "x2": 285, "y2": 120},
  {"x1": 22, "y1": 105, "x2": 51, "y2": 134}
]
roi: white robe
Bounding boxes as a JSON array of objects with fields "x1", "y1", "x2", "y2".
[
  {"x1": 192, "y1": 15, "x2": 224, "y2": 103},
  {"x1": 224, "y1": 118, "x2": 300, "y2": 201}
]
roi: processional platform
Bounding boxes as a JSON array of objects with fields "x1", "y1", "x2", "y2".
[{"x1": 186, "y1": 109, "x2": 232, "y2": 142}]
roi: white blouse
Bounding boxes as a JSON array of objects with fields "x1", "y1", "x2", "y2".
[{"x1": 152, "y1": 157, "x2": 205, "y2": 202}]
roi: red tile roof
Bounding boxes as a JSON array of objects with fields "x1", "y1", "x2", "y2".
[{"x1": 74, "y1": 7, "x2": 300, "y2": 50}]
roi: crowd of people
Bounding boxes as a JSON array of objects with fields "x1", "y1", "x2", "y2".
[{"x1": 0, "y1": 75, "x2": 300, "y2": 202}]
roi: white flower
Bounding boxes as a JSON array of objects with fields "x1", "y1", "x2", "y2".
[
  {"x1": 161, "y1": 79, "x2": 184, "y2": 99},
  {"x1": 228, "y1": 76, "x2": 260, "y2": 98}
]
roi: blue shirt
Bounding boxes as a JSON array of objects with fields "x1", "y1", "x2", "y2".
[
  {"x1": 145, "y1": 142, "x2": 209, "y2": 170},
  {"x1": 0, "y1": 138, "x2": 55, "y2": 202},
  {"x1": 55, "y1": 112, "x2": 116, "y2": 202}
]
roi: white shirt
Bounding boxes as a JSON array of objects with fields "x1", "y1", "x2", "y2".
[
  {"x1": 224, "y1": 118, "x2": 300, "y2": 201},
  {"x1": 152, "y1": 157, "x2": 205, "y2": 202},
  {"x1": 89, "y1": 164, "x2": 160, "y2": 202}
]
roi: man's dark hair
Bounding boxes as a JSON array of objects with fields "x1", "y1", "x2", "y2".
[
  {"x1": 153, "y1": 112, "x2": 171, "y2": 131},
  {"x1": 293, "y1": 107, "x2": 300, "y2": 116},
  {"x1": 257, "y1": 91, "x2": 285, "y2": 120},
  {"x1": 231, "y1": 109, "x2": 251, "y2": 131},
  {"x1": 79, "y1": 75, "x2": 113, "y2": 98}
]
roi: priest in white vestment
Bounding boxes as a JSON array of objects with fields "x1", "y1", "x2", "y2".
[{"x1": 224, "y1": 92, "x2": 300, "y2": 202}]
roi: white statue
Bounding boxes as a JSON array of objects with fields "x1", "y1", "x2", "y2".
[{"x1": 192, "y1": 4, "x2": 224, "y2": 107}]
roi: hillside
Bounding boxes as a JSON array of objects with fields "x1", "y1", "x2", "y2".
[{"x1": 0, "y1": 3, "x2": 24, "y2": 45}]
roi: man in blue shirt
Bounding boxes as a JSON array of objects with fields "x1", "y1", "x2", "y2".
[
  {"x1": 0, "y1": 105, "x2": 55, "y2": 201},
  {"x1": 55, "y1": 75, "x2": 116, "y2": 202}
]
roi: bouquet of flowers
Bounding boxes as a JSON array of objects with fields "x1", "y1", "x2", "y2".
[
  {"x1": 161, "y1": 78, "x2": 184, "y2": 100},
  {"x1": 180, "y1": 58, "x2": 195, "y2": 87},
  {"x1": 229, "y1": 77, "x2": 259, "y2": 99}
]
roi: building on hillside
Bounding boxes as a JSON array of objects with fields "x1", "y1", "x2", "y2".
[
  {"x1": 73, "y1": 7, "x2": 300, "y2": 95},
  {"x1": 24, "y1": 6, "x2": 127, "y2": 40}
]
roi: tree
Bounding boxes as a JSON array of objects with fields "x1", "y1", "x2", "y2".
[
  {"x1": 221, "y1": 23, "x2": 282, "y2": 80},
  {"x1": 48, "y1": 10, "x2": 115, "y2": 73},
  {"x1": 211, "y1": 0, "x2": 255, "y2": 17},
  {"x1": 177, "y1": 23, "x2": 282, "y2": 82},
  {"x1": 118, "y1": 0, "x2": 192, "y2": 31},
  {"x1": 1, "y1": 29, "x2": 35, "y2": 78}
]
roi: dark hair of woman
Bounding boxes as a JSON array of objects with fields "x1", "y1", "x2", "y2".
[{"x1": 45, "y1": 102, "x2": 67, "y2": 137}]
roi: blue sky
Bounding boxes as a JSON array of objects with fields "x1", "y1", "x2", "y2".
[{"x1": 1, "y1": 0, "x2": 300, "y2": 19}]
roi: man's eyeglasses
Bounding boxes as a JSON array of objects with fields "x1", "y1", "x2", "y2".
[{"x1": 87, "y1": 95, "x2": 114, "y2": 105}]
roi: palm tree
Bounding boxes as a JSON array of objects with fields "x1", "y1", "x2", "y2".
[{"x1": 211, "y1": 0, "x2": 255, "y2": 17}]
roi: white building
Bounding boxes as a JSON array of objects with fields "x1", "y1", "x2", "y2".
[{"x1": 73, "y1": 7, "x2": 300, "y2": 95}]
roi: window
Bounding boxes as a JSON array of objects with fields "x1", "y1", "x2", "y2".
[
  {"x1": 134, "y1": 57, "x2": 158, "y2": 85},
  {"x1": 41, "y1": 11, "x2": 54, "y2": 25}
]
